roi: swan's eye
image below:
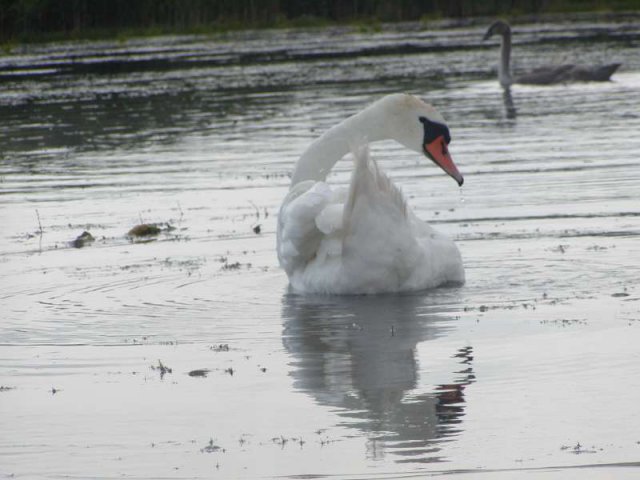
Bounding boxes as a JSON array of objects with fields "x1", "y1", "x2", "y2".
[{"x1": 419, "y1": 117, "x2": 451, "y2": 145}]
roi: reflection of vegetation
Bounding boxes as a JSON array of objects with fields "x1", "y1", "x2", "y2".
[{"x1": 2, "y1": 0, "x2": 638, "y2": 43}]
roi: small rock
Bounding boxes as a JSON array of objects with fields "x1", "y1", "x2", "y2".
[{"x1": 72, "y1": 231, "x2": 94, "y2": 248}]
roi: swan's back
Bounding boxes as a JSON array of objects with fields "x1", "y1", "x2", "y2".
[
  {"x1": 517, "y1": 63, "x2": 621, "y2": 84},
  {"x1": 568, "y1": 63, "x2": 621, "y2": 82},
  {"x1": 517, "y1": 64, "x2": 575, "y2": 85}
]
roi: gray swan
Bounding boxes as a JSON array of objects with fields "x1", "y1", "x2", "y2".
[{"x1": 483, "y1": 20, "x2": 621, "y2": 88}]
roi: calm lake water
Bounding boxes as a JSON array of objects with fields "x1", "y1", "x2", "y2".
[{"x1": 1, "y1": 14, "x2": 640, "y2": 479}]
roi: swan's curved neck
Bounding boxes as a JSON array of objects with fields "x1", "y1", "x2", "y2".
[
  {"x1": 291, "y1": 103, "x2": 390, "y2": 186},
  {"x1": 498, "y1": 30, "x2": 513, "y2": 88}
]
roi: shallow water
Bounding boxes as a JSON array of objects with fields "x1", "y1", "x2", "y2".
[{"x1": 1, "y1": 15, "x2": 640, "y2": 479}]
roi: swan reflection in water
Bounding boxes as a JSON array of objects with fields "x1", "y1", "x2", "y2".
[
  {"x1": 503, "y1": 88, "x2": 517, "y2": 119},
  {"x1": 282, "y1": 292, "x2": 474, "y2": 463}
]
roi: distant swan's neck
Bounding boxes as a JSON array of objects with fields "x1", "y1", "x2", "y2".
[
  {"x1": 291, "y1": 103, "x2": 390, "y2": 186},
  {"x1": 498, "y1": 30, "x2": 513, "y2": 88}
]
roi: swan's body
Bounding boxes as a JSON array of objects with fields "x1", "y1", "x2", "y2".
[
  {"x1": 277, "y1": 94, "x2": 464, "y2": 295},
  {"x1": 484, "y1": 20, "x2": 621, "y2": 88}
]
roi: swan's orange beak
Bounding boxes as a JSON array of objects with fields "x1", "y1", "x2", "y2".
[{"x1": 425, "y1": 136, "x2": 464, "y2": 186}]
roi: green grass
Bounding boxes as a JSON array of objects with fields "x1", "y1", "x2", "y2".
[
  {"x1": 1, "y1": 1, "x2": 638, "y2": 48},
  {"x1": 543, "y1": 0, "x2": 640, "y2": 13},
  {"x1": 0, "y1": 16, "x2": 386, "y2": 47},
  {"x1": 1, "y1": 18, "x2": 336, "y2": 47}
]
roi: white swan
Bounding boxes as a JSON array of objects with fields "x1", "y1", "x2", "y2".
[
  {"x1": 484, "y1": 20, "x2": 621, "y2": 88},
  {"x1": 277, "y1": 93, "x2": 465, "y2": 295}
]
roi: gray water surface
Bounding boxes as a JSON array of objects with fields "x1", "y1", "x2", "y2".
[{"x1": 1, "y1": 16, "x2": 640, "y2": 479}]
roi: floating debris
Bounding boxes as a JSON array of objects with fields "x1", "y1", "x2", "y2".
[
  {"x1": 71, "y1": 231, "x2": 94, "y2": 248},
  {"x1": 319, "y1": 436, "x2": 338, "y2": 447},
  {"x1": 222, "y1": 261, "x2": 241, "y2": 270},
  {"x1": 128, "y1": 223, "x2": 162, "y2": 237},
  {"x1": 224, "y1": 367, "x2": 234, "y2": 376},
  {"x1": 151, "y1": 360, "x2": 172, "y2": 378},
  {"x1": 561, "y1": 442, "x2": 598, "y2": 454},
  {"x1": 272, "y1": 436, "x2": 288, "y2": 447},
  {"x1": 210, "y1": 344, "x2": 230, "y2": 352},
  {"x1": 0, "y1": 386, "x2": 14, "y2": 392},
  {"x1": 188, "y1": 369, "x2": 210, "y2": 377},
  {"x1": 612, "y1": 292, "x2": 630, "y2": 297},
  {"x1": 201, "y1": 438, "x2": 223, "y2": 453},
  {"x1": 551, "y1": 244, "x2": 568, "y2": 254},
  {"x1": 541, "y1": 318, "x2": 587, "y2": 327}
]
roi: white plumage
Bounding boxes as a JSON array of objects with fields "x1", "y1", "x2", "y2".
[{"x1": 277, "y1": 94, "x2": 465, "y2": 294}]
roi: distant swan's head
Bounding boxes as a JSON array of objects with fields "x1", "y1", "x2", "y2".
[
  {"x1": 483, "y1": 20, "x2": 511, "y2": 41},
  {"x1": 373, "y1": 94, "x2": 463, "y2": 186}
]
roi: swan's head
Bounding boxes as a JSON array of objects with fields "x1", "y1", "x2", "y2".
[
  {"x1": 483, "y1": 20, "x2": 511, "y2": 41},
  {"x1": 378, "y1": 94, "x2": 463, "y2": 186}
]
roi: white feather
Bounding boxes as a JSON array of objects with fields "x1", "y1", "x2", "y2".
[{"x1": 277, "y1": 94, "x2": 465, "y2": 294}]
